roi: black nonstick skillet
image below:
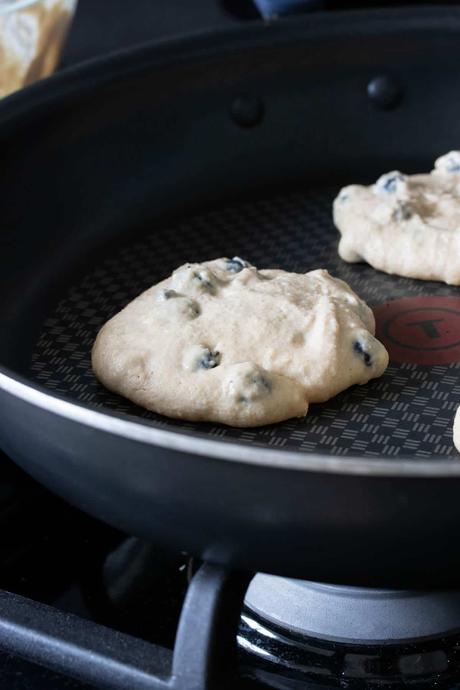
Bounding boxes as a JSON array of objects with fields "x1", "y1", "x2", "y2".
[{"x1": 1, "y1": 6, "x2": 460, "y2": 588}]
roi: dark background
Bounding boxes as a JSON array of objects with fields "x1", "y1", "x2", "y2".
[
  {"x1": 61, "y1": 0, "x2": 458, "y2": 67},
  {"x1": 61, "y1": 0, "x2": 242, "y2": 68},
  {"x1": 60, "y1": 0, "x2": 460, "y2": 71}
]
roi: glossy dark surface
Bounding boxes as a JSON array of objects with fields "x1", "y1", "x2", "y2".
[{"x1": 239, "y1": 608, "x2": 460, "y2": 689}]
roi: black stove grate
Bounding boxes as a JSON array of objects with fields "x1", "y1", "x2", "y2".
[{"x1": 0, "y1": 562, "x2": 251, "y2": 690}]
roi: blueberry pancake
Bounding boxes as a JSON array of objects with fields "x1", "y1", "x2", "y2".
[
  {"x1": 333, "y1": 151, "x2": 460, "y2": 285},
  {"x1": 92, "y1": 259, "x2": 389, "y2": 427}
]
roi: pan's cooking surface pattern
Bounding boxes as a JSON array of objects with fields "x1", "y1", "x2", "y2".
[{"x1": 30, "y1": 188, "x2": 460, "y2": 458}]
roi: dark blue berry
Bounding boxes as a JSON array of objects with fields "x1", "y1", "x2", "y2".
[
  {"x1": 225, "y1": 257, "x2": 249, "y2": 273},
  {"x1": 376, "y1": 172, "x2": 405, "y2": 194},
  {"x1": 382, "y1": 175, "x2": 402, "y2": 193},
  {"x1": 353, "y1": 340, "x2": 372, "y2": 367},
  {"x1": 199, "y1": 349, "x2": 221, "y2": 369}
]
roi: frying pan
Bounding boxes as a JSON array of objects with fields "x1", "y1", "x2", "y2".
[{"x1": 1, "y1": 6, "x2": 460, "y2": 588}]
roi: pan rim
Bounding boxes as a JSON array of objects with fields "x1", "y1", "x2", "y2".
[
  {"x1": 2, "y1": 7, "x2": 460, "y2": 477},
  {"x1": 1, "y1": 5, "x2": 460, "y2": 129},
  {"x1": 1, "y1": 369, "x2": 459, "y2": 477}
]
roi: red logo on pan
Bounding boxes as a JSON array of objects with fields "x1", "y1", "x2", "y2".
[{"x1": 374, "y1": 296, "x2": 460, "y2": 365}]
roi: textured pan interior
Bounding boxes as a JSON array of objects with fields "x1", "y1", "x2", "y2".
[{"x1": 30, "y1": 185, "x2": 460, "y2": 458}]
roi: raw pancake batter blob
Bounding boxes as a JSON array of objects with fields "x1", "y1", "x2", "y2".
[
  {"x1": 92, "y1": 259, "x2": 389, "y2": 427},
  {"x1": 333, "y1": 151, "x2": 460, "y2": 285}
]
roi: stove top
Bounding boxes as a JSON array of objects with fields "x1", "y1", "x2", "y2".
[
  {"x1": 0, "y1": 448, "x2": 240, "y2": 689},
  {"x1": 1, "y1": 446, "x2": 460, "y2": 690}
]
